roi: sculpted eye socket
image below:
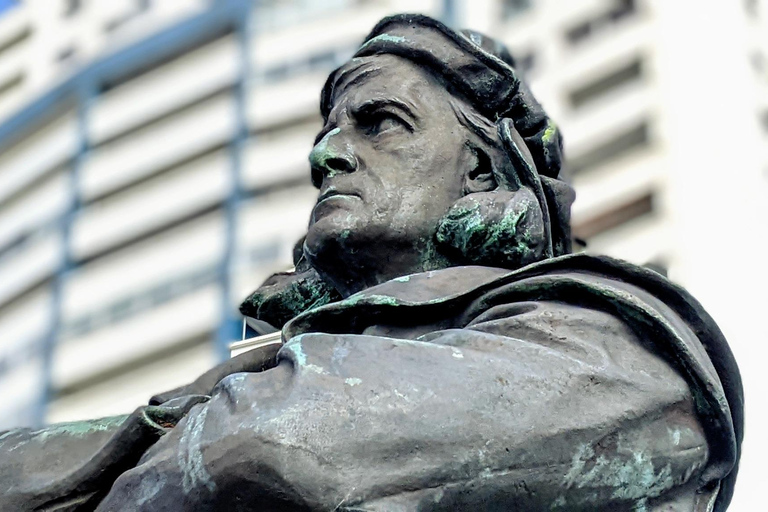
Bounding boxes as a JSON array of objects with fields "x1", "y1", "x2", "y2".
[
  {"x1": 371, "y1": 114, "x2": 401, "y2": 134},
  {"x1": 356, "y1": 107, "x2": 413, "y2": 137}
]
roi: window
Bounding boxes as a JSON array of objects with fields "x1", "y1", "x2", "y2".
[
  {"x1": 573, "y1": 192, "x2": 654, "y2": 240},
  {"x1": 104, "y1": 0, "x2": 151, "y2": 33},
  {"x1": 566, "y1": 23, "x2": 592, "y2": 45},
  {"x1": 62, "y1": 265, "x2": 219, "y2": 339},
  {"x1": 744, "y1": 0, "x2": 759, "y2": 17},
  {"x1": 62, "y1": 0, "x2": 81, "y2": 18},
  {"x1": 0, "y1": 26, "x2": 30, "y2": 58},
  {"x1": 565, "y1": 0, "x2": 637, "y2": 46},
  {"x1": 308, "y1": 50, "x2": 338, "y2": 71},
  {"x1": 569, "y1": 122, "x2": 650, "y2": 175},
  {"x1": 568, "y1": 58, "x2": 642, "y2": 109},
  {"x1": 260, "y1": 44, "x2": 356, "y2": 83},
  {"x1": 608, "y1": 0, "x2": 636, "y2": 22},
  {"x1": 0, "y1": 72, "x2": 22, "y2": 99},
  {"x1": 503, "y1": 0, "x2": 532, "y2": 20},
  {"x1": 98, "y1": 30, "x2": 231, "y2": 94},
  {"x1": 57, "y1": 46, "x2": 76, "y2": 63},
  {"x1": 515, "y1": 50, "x2": 536, "y2": 74}
]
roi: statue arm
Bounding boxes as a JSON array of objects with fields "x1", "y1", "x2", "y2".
[
  {"x1": 0, "y1": 395, "x2": 206, "y2": 511},
  {"x1": 0, "y1": 329, "x2": 281, "y2": 512},
  {"x1": 96, "y1": 300, "x2": 709, "y2": 511}
]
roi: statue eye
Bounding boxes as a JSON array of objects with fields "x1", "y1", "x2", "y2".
[
  {"x1": 357, "y1": 108, "x2": 411, "y2": 136},
  {"x1": 372, "y1": 114, "x2": 400, "y2": 134}
]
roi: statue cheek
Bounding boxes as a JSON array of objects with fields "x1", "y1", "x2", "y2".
[{"x1": 435, "y1": 188, "x2": 547, "y2": 269}]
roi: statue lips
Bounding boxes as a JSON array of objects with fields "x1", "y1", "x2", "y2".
[{"x1": 312, "y1": 188, "x2": 362, "y2": 221}]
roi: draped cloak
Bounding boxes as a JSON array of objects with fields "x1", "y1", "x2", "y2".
[{"x1": 0, "y1": 254, "x2": 742, "y2": 511}]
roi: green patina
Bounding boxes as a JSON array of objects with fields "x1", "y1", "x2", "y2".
[
  {"x1": 542, "y1": 120, "x2": 557, "y2": 145},
  {"x1": 393, "y1": 275, "x2": 411, "y2": 283},
  {"x1": 419, "y1": 239, "x2": 450, "y2": 271},
  {"x1": 288, "y1": 278, "x2": 334, "y2": 312},
  {"x1": 241, "y1": 270, "x2": 339, "y2": 328},
  {"x1": 339, "y1": 293, "x2": 365, "y2": 307},
  {"x1": 360, "y1": 33, "x2": 408, "y2": 51},
  {"x1": 284, "y1": 337, "x2": 308, "y2": 366},
  {"x1": 314, "y1": 127, "x2": 340, "y2": 154},
  {"x1": 345, "y1": 290, "x2": 365, "y2": 301},
  {"x1": 310, "y1": 127, "x2": 342, "y2": 178},
  {"x1": 435, "y1": 200, "x2": 485, "y2": 258},
  {"x1": 284, "y1": 337, "x2": 327, "y2": 375},
  {"x1": 33, "y1": 415, "x2": 129, "y2": 443},
  {"x1": 486, "y1": 206, "x2": 531, "y2": 259},
  {"x1": 436, "y1": 196, "x2": 539, "y2": 267},
  {"x1": 340, "y1": 293, "x2": 400, "y2": 308},
  {"x1": 562, "y1": 438, "x2": 679, "y2": 507},
  {"x1": 437, "y1": 201, "x2": 487, "y2": 246},
  {"x1": 368, "y1": 294, "x2": 400, "y2": 306}
]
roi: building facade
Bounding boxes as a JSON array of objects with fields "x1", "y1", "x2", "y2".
[{"x1": 0, "y1": 1, "x2": 765, "y2": 506}]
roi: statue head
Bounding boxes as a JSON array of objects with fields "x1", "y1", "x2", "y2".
[
  {"x1": 242, "y1": 14, "x2": 575, "y2": 322},
  {"x1": 305, "y1": 14, "x2": 575, "y2": 296}
]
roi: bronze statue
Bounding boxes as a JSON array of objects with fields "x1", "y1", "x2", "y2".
[{"x1": 0, "y1": 14, "x2": 742, "y2": 511}]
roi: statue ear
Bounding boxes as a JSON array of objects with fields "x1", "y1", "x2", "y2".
[{"x1": 463, "y1": 145, "x2": 498, "y2": 194}]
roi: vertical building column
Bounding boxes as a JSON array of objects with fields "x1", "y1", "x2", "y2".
[
  {"x1": 38, "y1": 81, "x2": 95, "y2": 425},
  {"x1": 443, "y1": 0, "x2": 460, "y2": 27},
  {"x1": 218, "y1": 0, "x2": 254, "y2": 361}
]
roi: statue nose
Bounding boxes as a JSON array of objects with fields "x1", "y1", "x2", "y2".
[
  {"x1": 309, "y1": 129, "x2": 357, "y2": 187},
  {"x1": 323, "y1": 155, "x2": 356, "y2": 175}
]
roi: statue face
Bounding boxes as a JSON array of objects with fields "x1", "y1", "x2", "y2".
[{"x1": 304, "y1": 55, "x2": 475, "y2": 295}]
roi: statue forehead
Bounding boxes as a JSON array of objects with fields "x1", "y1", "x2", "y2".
[{"x1": 328, "y1": 54, "x2": 449, "y2": 110}]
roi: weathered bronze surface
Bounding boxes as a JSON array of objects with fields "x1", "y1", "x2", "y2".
[{"x1": 0, "y1": 14, "x2": 742, "y2": 511}]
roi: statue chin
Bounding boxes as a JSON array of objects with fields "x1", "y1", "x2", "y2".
[
  {"x1": 305, "y1": 220, "x2": 347, "y2": 261},
  {"x1": 304, "y1": 219, "x2": 433, "y2": 297},
  {"x1": 303, "y1": 222, "x2": 360, "y2": 291}
]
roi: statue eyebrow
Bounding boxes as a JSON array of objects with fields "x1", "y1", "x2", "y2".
[
  {"x1": 314, "y1": 98, "x2": 418, "y2": 144},
  {"x1": 355, "y1": 98, "x2": 419, "y2": 126}
]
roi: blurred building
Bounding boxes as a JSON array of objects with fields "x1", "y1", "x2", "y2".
[
  {"x1": 0, "y1": 0, "x2": 451, "y2": 429},
  {"x1": 0, "y1": 0, "x2": 765, "y2": 473}
]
